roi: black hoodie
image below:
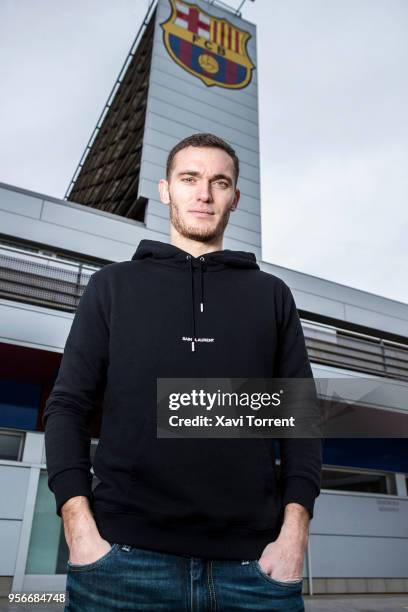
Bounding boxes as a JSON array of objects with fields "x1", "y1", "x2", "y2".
[{"x1": 43, "y1": 239, "x2": 321, "y2": 559}]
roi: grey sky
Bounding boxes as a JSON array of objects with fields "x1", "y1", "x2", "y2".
[{"x1": 1, "y1": 0, "x2": 407, "y2": 303}]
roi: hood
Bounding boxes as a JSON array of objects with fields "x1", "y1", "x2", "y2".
[
  {"x1": 132, "y1": 240, "x2": 259, "y2": 352},
  {"x1": 132, "y1": 239, "x2": 259, "y2": 270}
]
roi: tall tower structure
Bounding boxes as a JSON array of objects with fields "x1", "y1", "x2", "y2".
[{"x1": 66, "y1": 0, "x2": 261, "y2": 257}]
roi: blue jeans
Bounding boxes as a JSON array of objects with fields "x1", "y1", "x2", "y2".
[{"x1": 65, "y1": 542, "x2": 304, "y2": 611}]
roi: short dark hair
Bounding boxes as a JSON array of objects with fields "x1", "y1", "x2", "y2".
[{"x1": 166, "y1": 133, "x2": 240, "y2": 186}]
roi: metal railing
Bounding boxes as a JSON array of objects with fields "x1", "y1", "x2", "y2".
[
  {"x1": 0, "y1": 245, "x2": 100, "y2": 312},
  {"x1": 303, "y1": 320, "x2": 408, "y2": 382}
]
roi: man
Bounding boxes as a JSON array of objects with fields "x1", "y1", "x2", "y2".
[{"x1": 43, "y1": 132, "x2": 322, "y2": 611}]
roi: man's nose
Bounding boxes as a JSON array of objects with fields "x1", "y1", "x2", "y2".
[{"x1": 197, "y1": 181, "x2": 213, "y2": 201}]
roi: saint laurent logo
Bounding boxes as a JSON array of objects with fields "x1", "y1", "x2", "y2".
[{"x1": 182, "y1": 336, "x2": 215, "y2": 343}]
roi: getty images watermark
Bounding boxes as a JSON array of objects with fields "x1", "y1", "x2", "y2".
[
  {"x1": 157, "y1": 378, "x2": 408, "y2": 439},
  {"x1": 167, "y1": 388, "x2": 292, "y2": 429}
]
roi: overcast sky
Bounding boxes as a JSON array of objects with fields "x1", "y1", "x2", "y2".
[{"x1": 1, "y1": 0, "x2": 407, "y2": 303}]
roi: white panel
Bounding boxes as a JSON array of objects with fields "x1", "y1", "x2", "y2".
[
  {"x1": 149, "y1": 70, "x2": 258, "y2": 123},
  {"x1": 0, "y1": 200, "x2": 159, "y2": 261},
  {"x1": 261, "y1": 261, "x2": 408, "y2": 334},
  {"x1": 0, "y1": 520, "x2": 22, "y2": 575},
  {"x1": 0, "y1": 465, "x2": 30, "y2": 519},
  {"x1": 345, "y1": 304, "x2": 408, "y2": 338},
  {"x1": 145, "y1": 212, "x2": 170, "y2": 236},
  {"x1": 0, "y1": 299, "x2": 72, "y2": 351},
  {"x1": 224, "y1": 223, "x2": 260, "y2": 248},
  {"x1": 147, "y1": 102, "x2": 259, "y2": 151},
  {"x1": 311, "y1": 534, "x2": 408, "y2": 578},
  {"x1": 41, "y1": 201, "x2": 145, "y2": 244},
  {"x1": 312, "y1": 492, "x2": 408, "y2": 538},
  {"x1": 148, "y1": 83, "x2": 257, "y2": 137},
  {"x1": 260, "y1": 260, "x2": 408, "y2": 324},
  {"x1": 22, "y1": 433, "x2": 44, "y2": 464},
  {"x1": 143, "y1": 126, "x2": 261, "y2": 168},
  {"x1": 290, "y1": 287, "x2": 347, "y2": 320},
  {"x1": 0, "y1": 185, "x2": 43, "y2": 219}
]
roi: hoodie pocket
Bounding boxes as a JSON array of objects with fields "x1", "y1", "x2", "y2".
[{"x1": 126, "y1": 426, "x2": 281, "y2": 531}]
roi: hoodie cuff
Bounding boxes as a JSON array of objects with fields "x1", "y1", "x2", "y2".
[
  {"x1": 50, "y1": 469, "x2": 93, "y2": 517},
  {"x1": 282, "y1": 476, "x2": 320, "y2": 520}
]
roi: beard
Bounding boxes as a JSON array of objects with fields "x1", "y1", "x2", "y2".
[{"x1": 169, "y1": 195, "x2": 231, "y2": 243}]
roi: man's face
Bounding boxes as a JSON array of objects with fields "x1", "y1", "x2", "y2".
[{"x1": 159, "y1": 146, "x2": 240, "y2": 243}]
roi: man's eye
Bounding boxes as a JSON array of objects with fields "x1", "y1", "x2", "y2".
[
  {"x1": 182, "y1": 177, "x2": 195, "y2": 183},
  {"x1": 215, "y1": 181, "x2": 229, "y2": 188}
]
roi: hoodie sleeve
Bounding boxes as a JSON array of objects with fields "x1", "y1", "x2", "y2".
[
  {"x1": 275, "y1": 282, "x2": 322, "y2": 520},
  {"x1": 42, "y1": 271, "x2": 109, "y2": 517}
]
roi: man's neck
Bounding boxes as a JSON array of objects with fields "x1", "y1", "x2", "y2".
[{"x1": 170, "y1": 229, "x2": 223, "y2": 258}]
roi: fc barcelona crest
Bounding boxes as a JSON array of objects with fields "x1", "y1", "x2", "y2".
[{"x1": 161, "y1": 0, "x2": 255, "y2": 89}]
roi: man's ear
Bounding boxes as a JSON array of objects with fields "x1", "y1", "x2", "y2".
[
  {"x1": 230, "y1": 188, "x2": 240, "y2": 211},
  {"x1": 158, "y1": 178, "x2": 170, "y2": 205}
]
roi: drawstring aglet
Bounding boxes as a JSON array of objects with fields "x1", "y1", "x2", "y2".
[
  {"x1": 200, "y1": 302, "x2": 204, "y2": 313},
  {"x1": 191, "y1": 341, "x2": 195, "y2": 352}
]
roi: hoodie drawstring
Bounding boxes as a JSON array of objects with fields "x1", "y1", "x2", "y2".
[
  {"x1": 186, "y1": 255, "x2": 206, "y2": 352},
  {"x1": 199, "y1": 256, "x2": 205, "y2": 313}
]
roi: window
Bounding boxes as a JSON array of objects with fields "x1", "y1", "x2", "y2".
[
  {"x1": 0, "y1": 429, "x2": 24, "y2": 461},
  {"x1": 321, "y1": 467, "x2": 392, "y2": 494},
  {"x1": 25, "y1": 470, "x2": 99, "y2": 574}
]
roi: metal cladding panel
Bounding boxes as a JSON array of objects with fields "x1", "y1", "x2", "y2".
[
  {"x1": 0, "y1": 188, "x2": 43, "y2": 219},
  {"x1": 147, "y1": 100, "x2": 259, "y2": 150},
  {"x1": 147, "y1": 82, "x2": 257, "y2": 137},
  {"x1": 143, "y1": 125, "x2": 260, "y2": 167},
  {"x1": 310, "y1": 535, "x2": 408, "y2": 578},
  {"x1": 312, "y1": 492, "x2": 408, "y2": 538},
  {"x1": 140, "y1": 0, "x2": 261, "y2": 247},
  {"x1": 310, "y1": 493, "x2": 408, "y2": 578},
  {"x1": 261, "y1": 259, "x2": 408, "y2": 337},
  {"x1": 0, "y1": 519, "x2": 21, "y2": 576},
  {"x1": 148, "y1": 70, "x2": 258, "y2": 123},
  {"x1": 0, "y1": 465, "x2": 30, "y2": 520}
]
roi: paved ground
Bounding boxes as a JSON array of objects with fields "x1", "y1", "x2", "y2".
[
  {"x1": 1, "y1": 594, "x2": 408, "y2": 611},
  {"x1": 304, "y1": 594, "x2": 408, "y2": 612}
]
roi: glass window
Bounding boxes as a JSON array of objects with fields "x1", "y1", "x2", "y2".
[
  {"x1": 0, "y1": 430, "x2": 24, "y2": 460},
  {"x1": 321, "y1": 468, "x2": 390, "y2": 494},
  {"x1": 26, "y1": 471, "x2": 98, "y2": 574}
]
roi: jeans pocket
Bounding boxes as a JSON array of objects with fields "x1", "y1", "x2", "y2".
[
  {"x1": 253, "y1": 561, "x2": 303, "y2": 588},
  {"x1": 67, "y1": 543, "x2": 119, "y2": 572}
]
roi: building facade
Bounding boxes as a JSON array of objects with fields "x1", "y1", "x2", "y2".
[{"x1": 0, "y1": 0, "x2": 407, "y2": 597}]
